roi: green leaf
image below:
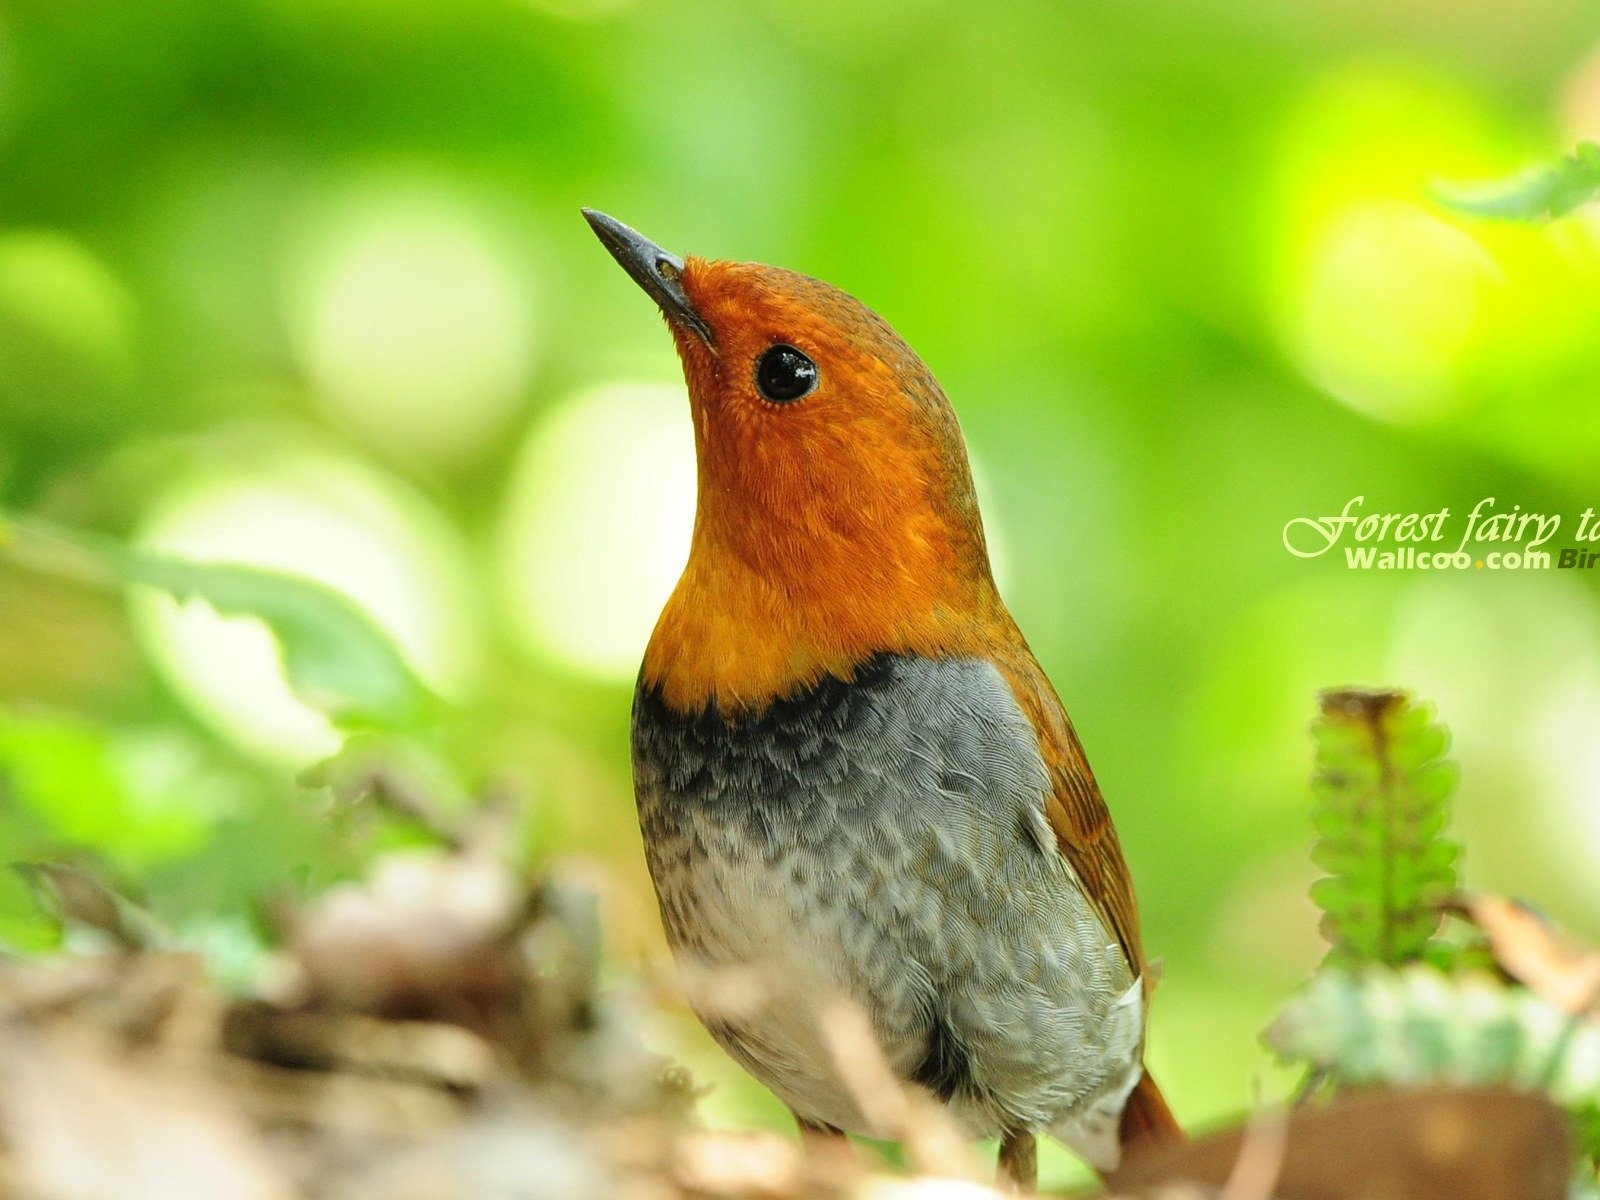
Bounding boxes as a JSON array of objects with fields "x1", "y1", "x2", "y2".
[
  {"x1": 128, "y1": 558, "x2": 433, "y2": 730},
  {"x1": 1433, "y1": 142, "x2": 1600, "y2": 221},
  {"x1": 1308, "y1": 690, "x2": 1461, "y2": 968},
  {"x1": 0, "y1": 514, "x2": 435, "y2": 732}
]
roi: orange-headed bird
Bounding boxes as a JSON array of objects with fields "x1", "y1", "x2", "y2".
[{"x1": 584, "y1": 210, "x2": 1180, "y2": 1191}]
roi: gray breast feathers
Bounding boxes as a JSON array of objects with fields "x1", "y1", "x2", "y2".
[{"x1": 631, "y1": 653, "x2": 1141, "y2": 1144}]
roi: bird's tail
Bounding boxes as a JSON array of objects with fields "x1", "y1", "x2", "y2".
[{"x1": 1118, "y1": 1069, "x2": 1183, "y2": 1155}]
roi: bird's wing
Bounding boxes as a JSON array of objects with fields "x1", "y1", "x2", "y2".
[{"x1": 993, "y1": 648, "x2": 1145, "y2": 979}]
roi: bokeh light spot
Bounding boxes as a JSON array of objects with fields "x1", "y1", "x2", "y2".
[
  {"x1": 1284, "y1": 200, "x2": 1495, "y2": 425},
  {"x1": 132, "y1": 449, "x2": 481, "y2": 766},
  {"x1": 1526, "y1": 678, "x2": 1600, "y2": 883},
  {"x1": 498, "y1": 382, "x2": 695, "y2": 681},
  {"x1": 0, "y1": 230, "x2": 135, "y2": 381},
  {"x1": 1267, "y1": 62, "x2": 1517, "y2": 426},
  {"x1": 283, "y1": 182, "x2": 538, "y2": 465},
  {"x1": 1389, "y1": 576, "x2": 1600, "y2": 931}
]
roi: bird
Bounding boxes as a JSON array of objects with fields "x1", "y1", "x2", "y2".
[{"x1": 583, "y1": 208, "x2": 1181, "y2": 1191}]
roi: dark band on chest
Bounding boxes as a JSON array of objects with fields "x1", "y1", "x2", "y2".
[
  {"x1": 633, "y1": 652, "x2": 901, "y2": 805},
  {"x1": 637, "y1": 651, "x2": 897, "y2": 734}
]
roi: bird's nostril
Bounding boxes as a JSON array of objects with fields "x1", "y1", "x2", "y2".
[{"x1": 656, "y1": 258, "x2": 681, "y2": 284}]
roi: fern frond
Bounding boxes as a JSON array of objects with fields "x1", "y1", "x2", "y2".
[{"x1": 1309, "y1": 690, "x2": 1461, "y2": 968}]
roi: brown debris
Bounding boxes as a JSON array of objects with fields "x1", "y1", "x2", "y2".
[
  {"x1": 0, "y1": 844, "x2": 1583, "y2": 1199},
  {"x1": 1109, "y1": 1087, "x2": 1571, "y2": 1200}
]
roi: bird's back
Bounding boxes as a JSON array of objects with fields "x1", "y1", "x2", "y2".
[{"x1": 632, "y1": 651, "x2": 1144, "y2": 1166}]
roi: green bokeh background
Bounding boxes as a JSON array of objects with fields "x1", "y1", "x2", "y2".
[{"x1": 2, "y1": 0, "x2": 1599, "y2": 1187}]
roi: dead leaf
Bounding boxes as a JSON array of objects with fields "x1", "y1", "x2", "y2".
[{"x1": 1454, "y1": 893, "x2": 1600, "y2": 1016}]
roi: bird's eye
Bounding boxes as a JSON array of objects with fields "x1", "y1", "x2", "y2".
[{"x1": 754, "y1": 344, "x2": 818, "y2": 404}]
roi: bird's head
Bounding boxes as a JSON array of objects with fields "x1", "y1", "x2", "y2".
[{"x1": 584, "y1": 210, "x2": 1009, "y2": 712}]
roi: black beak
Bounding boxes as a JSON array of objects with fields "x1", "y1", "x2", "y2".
[{"x1": 582, "y1": 209, "x2": 715, "y2": 348}]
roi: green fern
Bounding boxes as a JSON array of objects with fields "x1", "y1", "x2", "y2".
[
  {"x1": 1283, "y1": 691, "x2": 1598, "y2": 1192},
  {"x1": 1309, "y1": 690, "x2": 1461, "y2": 968}
]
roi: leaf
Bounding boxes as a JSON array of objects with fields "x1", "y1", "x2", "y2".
[
  {"x1": 1309, "y1": 689, "x2": 1461, "y2": 968},
  {"x1": 1433, "y1": 142, "x2": 1600, "y2": 221},
  {"x1": 0, "y1": 514, "x2": 435, "y2": 732},
  {"x1": 1453, "y1": 894, "x2": 1600, "y2": 1018},
  {"x1": 129, "y1": 558, "x2": 434, "y2": 730}
]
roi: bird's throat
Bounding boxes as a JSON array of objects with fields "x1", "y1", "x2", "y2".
[
  {"x1": 640, "y1": 568, "x2": 872, "y2": 715},
  {"x1": 640, "y1": 528, "x2": 1007, "y2": 716}
]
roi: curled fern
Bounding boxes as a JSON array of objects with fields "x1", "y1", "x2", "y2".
[{"x1": 1309, "y1": 690, "x2": 1461, "y2": 968}]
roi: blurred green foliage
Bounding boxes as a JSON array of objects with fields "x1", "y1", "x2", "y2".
[{"x1": 2, "y1": 0, "x2": 1600, "y2": 1188}]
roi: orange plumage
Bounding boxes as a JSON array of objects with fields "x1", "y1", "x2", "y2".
[{"x1": 587, "y1": 210, "x2": 1182, "y2": 1190}]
